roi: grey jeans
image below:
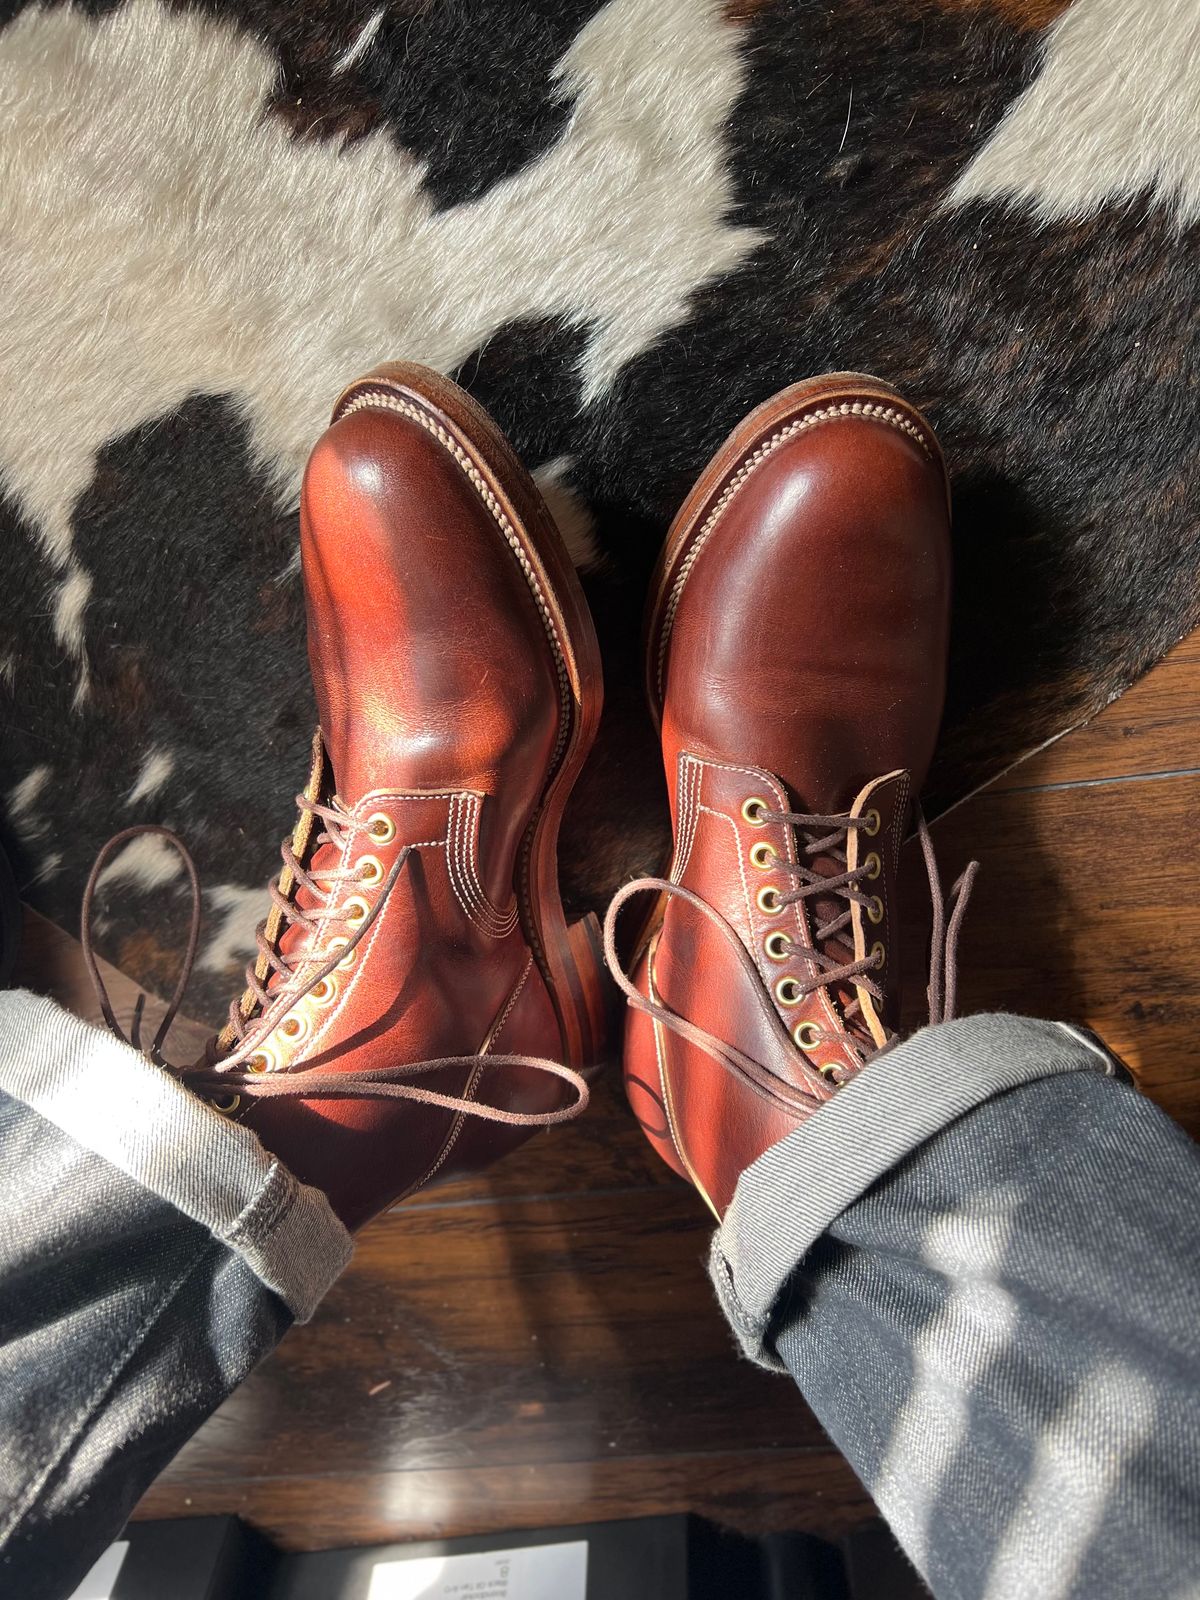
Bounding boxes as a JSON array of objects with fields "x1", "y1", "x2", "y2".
[{"x1": 1, "y1": 994, "x2": 1197, "y2": 1600}]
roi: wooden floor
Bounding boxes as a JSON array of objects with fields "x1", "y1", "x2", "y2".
[{"x1": 20, "y1": 627, "x2": 1200, "y2": 1554}]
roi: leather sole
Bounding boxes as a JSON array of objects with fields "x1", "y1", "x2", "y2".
[
  {"x1": 331, "y1": 363, "x2": 607, "y2": 1074},
  {"x1": 642, "y1": 370, "x2": 947, "y2": 728}
]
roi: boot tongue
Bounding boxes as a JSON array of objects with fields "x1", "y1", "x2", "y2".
[{"x1": 788, "y1": 777, "x2": 878, "y2": 1056}]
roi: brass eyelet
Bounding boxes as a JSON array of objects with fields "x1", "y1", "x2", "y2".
[
  {"x1": 864, "y1": 851, "x2": 882, "y2": 881},
  {"x1": 775, "y1": 975, "x2": 803, "y2": 1007},
  {"x1": 212, "y1": 1092, "x2": 241, "y2": 1114},
  {"x1": 749, "y1": 841, "x2": 777, "y2": 870},
  {"x1": 756, "y1": 885, "x2": 782, "y2": 915},
  {"x1": 764, "y1": 931, "x2": 791, "y2": 962},
  {"x1": 247, "y1": 1049, "x2": 273, "y2": 1075},
  {"x1": 819, "y1": 1063, "x2": 842, "y2": 1083},
  {"x1": 358, "y1": 855, "x2": 384, "y2": 888},
  {"x1": 870, "y1": 941, "x2": 886, "y2": 970},
  {"x1": 794, "y1": 1019, "x2": 821, "y2": 1050},
  {"x1": 326, "y1": 935, "x2": 355, "y2": 970},
  {"x1": 742, "y1": 797, "x2": 769, "y2": 826},
  {"x1": 867, "y1": 895, "x2": 884, "y2": 925},
  {"x1": 278, "y1": 1013, "x2": 307, "y2": 1044},
  {"x1": 343, "y1": 894, "x2": 371, "y2": 926},
  {"x1": 310, "y1": 976, "x2": 337, "y2": 1005},
  {"x1": 862, "y1": 808, "x2": 881, "y2": 837},
  {"x1": 367, "y1": 812, "x2": 396, "y2": 844}
]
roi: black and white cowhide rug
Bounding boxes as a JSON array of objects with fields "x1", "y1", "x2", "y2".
[{"x1": 1, "y1": 0, "x2": 1198, "y2": 1018}]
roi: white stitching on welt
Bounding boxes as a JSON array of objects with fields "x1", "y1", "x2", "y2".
[{"x1": 657, "y1": 403, "x2": 934, "y2": 700}]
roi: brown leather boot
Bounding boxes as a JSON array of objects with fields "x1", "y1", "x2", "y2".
[
  {"x1": 86, "y1": 365, "x2": 606, "y2": 1230},
  {"x1": 605, "y1": 373, "x2": 974, "y2": 1219}
]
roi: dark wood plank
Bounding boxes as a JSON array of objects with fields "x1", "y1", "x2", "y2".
[
  {"x1": 138, "y1": 1448, "x2": 873, "y2": 1548},
  {"x1": 902, "y1": 771, "x2": 1200, "y2": 1134},
  {"x1": 989, "y1": 624, "x2": 1200, "y2": 792},
  {"x1": 151, "y1": 1187, "x2": 829, "y2": 1492},
  {"x1": 12, "y1": 904, "x2": 211, "y2": 1062}
]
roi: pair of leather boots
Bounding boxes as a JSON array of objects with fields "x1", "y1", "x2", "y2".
[{"x1": 88, "y1": 364, "x2": 966, "y2": 1230}]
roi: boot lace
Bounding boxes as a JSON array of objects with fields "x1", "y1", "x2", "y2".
[
  {"x1": 603, "y1": 802, "x2": 976, "y2": 1104},
  {"x1": 81, "y1": 810, "x2": 588, "y2": 1128}
]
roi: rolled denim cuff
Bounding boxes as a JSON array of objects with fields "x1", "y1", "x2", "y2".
[
  {"x1": 0, "y1": 989, "x2": 352, "y2": 1321},
  {"x1": 710, "y1": 1014, "x2": 1122, "y2": 1370}
]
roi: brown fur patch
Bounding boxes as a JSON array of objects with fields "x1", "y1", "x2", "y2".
[
  {"x1": 925, "y1": 0, "x2": 1072, "y2": 28},
  {"x1": 723, "y1": 0, "x2": 779, "y2": 20}
]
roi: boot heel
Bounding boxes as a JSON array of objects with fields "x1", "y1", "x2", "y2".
[{"x1": 563, "y1": 912, "x2": 614, "y2": 1074}]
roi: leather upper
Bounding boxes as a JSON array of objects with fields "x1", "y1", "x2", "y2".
[
  {"x1": 228, "y1": 387, "x2": 578, "y2": 1229},
  {"x1": 628, "y1": 386, "x2": 952, "y2": 1218}
]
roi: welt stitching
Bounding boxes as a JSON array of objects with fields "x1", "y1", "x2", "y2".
[{"x1": 657, "y1": 403, "x2": 934, "y2": 698}]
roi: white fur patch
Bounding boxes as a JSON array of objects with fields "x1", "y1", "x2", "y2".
[
  {"x1": 333, "y1": 6, "x2": 385, "y2": 75},
  {"x1": 95, "y1": 832, "x2": 185, "y2": 892},
  {"x1": 200, "y1": 883, "x2": 264, "y2": 972},
  {"x1": 948, "y1": 0, "x2": 1200, "y2": 224},
  {"x1": 7, "y1": 763, "x2": 51, "y2": 837},
  {"x1": 126, "y1": 748, "x2": 176, "y2": 805},
  {"x1": 30, "y1": 850, "x2": 63, "y2": 886},
  {"x1": 0, "y1": 0, "x2": 759, "y2": 664},
  {"x1": 531, "y1": 457, "x2": 602, "y2": 571}
]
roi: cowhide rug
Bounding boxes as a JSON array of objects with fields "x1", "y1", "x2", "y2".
[{"x1": 1, "y1": 0, "x2": 1198, "y2": 1019}]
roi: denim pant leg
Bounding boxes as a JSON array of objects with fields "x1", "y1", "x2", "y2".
[
  {"x1": 711, "y1": 1015, "x2": 1200, "y2": 1600},
  {"x1": 0, "y1": 990, "x2": 352, "y2": 1600}
]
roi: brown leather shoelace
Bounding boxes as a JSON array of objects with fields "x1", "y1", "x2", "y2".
[
  {"x1": 603, "y1": 803, "x2": 977, "y2": 1099},
  {"x1": 82, "y1": 808, "x2": 588, "y2": 1128}
]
